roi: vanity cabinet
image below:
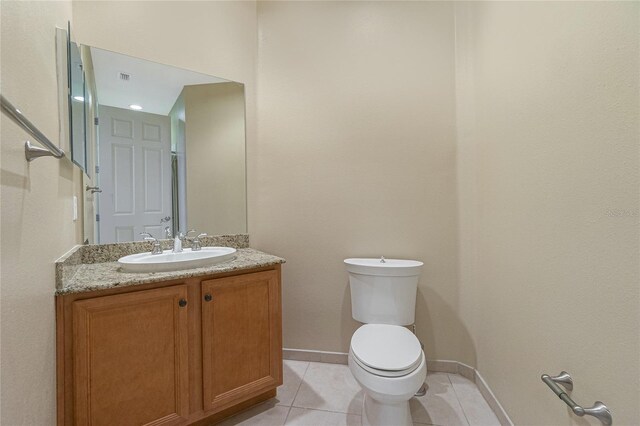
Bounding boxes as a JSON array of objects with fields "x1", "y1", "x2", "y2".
[
  {"x1": 72, "y1": 285, "x2": 190, "y2": 426},
  {"x1": 202, "y1": 270, "x2": 281, "y2": 413},
  {"x1": 57, "y1": 265, "x2": 282, "y2": 426}
]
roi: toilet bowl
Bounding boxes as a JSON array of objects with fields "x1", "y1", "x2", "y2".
[
  {"x1": 348, "y1": 323, "x2": 427, "y2": 426},
  {"x1": 344, "y1": 258, "x2": 426, "y2": 426}
]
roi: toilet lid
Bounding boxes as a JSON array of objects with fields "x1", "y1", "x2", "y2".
[{"x1": 350, "y1": 324, "x2": 422, "y2": 373}]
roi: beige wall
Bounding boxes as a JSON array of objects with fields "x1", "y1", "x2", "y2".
[
  {"x1": 0, "y1": 1, "x2": 82, "y2": 424},
  {"x1": 455, "y1": 2, "x2": 639, "y2": 424},
  {"x1": 184, "y1": 83, "x2": 247, "y2": 234},
  {"x1": 254, "y1": 1, "x2": 463, "y2": 358}
]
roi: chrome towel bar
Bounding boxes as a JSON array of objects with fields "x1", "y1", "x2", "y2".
[
  {"x1": 541, "y1": 371, "x2": 612, "y2": 425},
  {"x1": 1, "y1": 94, "x2": 66, "y2": 161}
]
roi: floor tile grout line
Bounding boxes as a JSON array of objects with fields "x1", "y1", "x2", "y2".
[
  {"x1": 287, "y1": 360, "x2": 311, "y2": 409},
  {"x1": 289, "y1": 404, "x2": 362, "y2": 417},
  {"x1": 289, "y1": 361, "x2": 365, "y2": 418},
  {"x1": 281, "y1": 404, "x2": 292, "y2": 425},
  {"x1": 447, "y1": 373, "x2": 472, "y2": 426},
  {"x1": 282, "y1": 361, "x2": 309, "y2": 425}
]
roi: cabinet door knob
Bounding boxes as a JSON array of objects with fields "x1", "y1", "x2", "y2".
[
  {"x1": 204, "y1": 294, "x2": 212, "y2": 302},
  {"x1": 178, "y1": 298, "x2": 187, "y2": 307}
]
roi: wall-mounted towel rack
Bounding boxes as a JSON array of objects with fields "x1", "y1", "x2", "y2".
[
  {"x1": 542, "y1": 371, "x2": 612, "y2": 425},
  {"x1": 1, "y1": 94, "x2": 66, "y2": 161}
]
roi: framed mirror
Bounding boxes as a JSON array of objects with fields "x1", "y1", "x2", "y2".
[
  {"x1": 80, "y1": 46, "x2": 247, "y2": 244},
  {"x1": 67, "y1": 23, "x2": 88, "y2": 173}
]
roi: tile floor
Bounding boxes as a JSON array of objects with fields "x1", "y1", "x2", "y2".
[{"x1": 218, "y1": 360, "x2": 501, "y2": 426}]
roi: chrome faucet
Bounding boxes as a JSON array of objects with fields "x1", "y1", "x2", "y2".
[
  {"x1": 173, "y1": 229, "x2": 196, "y2": 253},
  {"x1": 189, "y1": 233, "x2": 208, "y2": 251},
  {"x1": 140, "y1": 232, "x2": 162, "y2": 255},
  {"x1": 171, "y1": 229, "x2": 207, "y2": 252}
]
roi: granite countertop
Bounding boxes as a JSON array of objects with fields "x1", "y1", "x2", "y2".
[{"x1": 55, "y1": 235, "x2": 285, "y2": 295}]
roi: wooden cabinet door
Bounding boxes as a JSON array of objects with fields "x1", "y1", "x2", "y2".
[
  {"x1": 72, "y1": 285, "x2": 190, "y2": 426},
  {"x1": 201, "y1": 270, "x2": 282, "y2": 413}
]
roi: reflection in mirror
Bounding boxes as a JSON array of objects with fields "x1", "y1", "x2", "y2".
[
  {"x1": 68, "y1": 24, "x2": 87, "y2": 172},
  {"x1": 82, "y1": 47, "x2": 247, "y2": 244}
]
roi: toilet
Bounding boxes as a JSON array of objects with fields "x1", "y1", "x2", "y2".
[{"x1": 344, "y1": 257, "x2": 426, "y2": 426}]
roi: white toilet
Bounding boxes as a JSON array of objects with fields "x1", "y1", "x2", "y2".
[{"x1": 344, "y1": 257, "x2": 426, "y2": 426}]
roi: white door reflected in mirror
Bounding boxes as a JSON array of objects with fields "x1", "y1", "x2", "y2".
[{"x1": 99, "y1": 106, "x2": 171, "y2": 243}]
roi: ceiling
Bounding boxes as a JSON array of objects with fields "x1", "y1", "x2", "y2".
[{"x1": 90, "y1": 46, "x2": 229, "y2": 115}]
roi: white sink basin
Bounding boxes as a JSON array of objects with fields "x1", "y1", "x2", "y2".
[{"x1": 118, "y1": 247, "x2": 237, "y2": 273}]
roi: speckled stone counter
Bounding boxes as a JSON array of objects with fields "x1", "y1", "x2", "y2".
[{"x1": 55, "y1": 235, "x2": 285, "y2": 295}]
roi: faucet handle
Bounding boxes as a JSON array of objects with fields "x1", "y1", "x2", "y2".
[
  {"x1": 140, "y1": 232, "x2": 162, "y2": 255},
  {"x1": 191, "y1": 233, "x2": 207, "y2": 251}
]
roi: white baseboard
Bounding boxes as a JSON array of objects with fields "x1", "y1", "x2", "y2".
[
  {"x1": 283, "y1": 348, "x2": 348, "y2": 364},
  {"x1": 282, "y1": 348, "x2": 513, "y2": 426}
]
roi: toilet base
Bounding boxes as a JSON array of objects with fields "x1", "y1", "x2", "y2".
[{"x1": 361, "y1": 393, "x2": 412, "y2": 426}]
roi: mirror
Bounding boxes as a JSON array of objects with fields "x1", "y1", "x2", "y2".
[
  {"x1": 80, "y1": 46, "x2": 247, "y2": 244},
  {"x1": 67, "y1": 23, "x2": 88, "y2": 173}
]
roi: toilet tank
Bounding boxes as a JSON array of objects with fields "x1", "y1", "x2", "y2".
[{"x1": 344, "y1": 258, "x2": 423, "y2": 326}]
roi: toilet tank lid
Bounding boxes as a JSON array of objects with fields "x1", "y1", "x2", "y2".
[
  {"x1": 350, "y1": 324, "x2": 422, "y2": 372},
  {"x1": 344, "y1": 258, "x2": 423, "y2": 277}
]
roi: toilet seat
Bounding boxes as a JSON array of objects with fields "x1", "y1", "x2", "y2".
[
  {"x1": 350, "y1": 324, "x2": 423, "y2": 378},
  {"x1": 351, "y1": 351, "x2": 422, "y2": 378}
]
